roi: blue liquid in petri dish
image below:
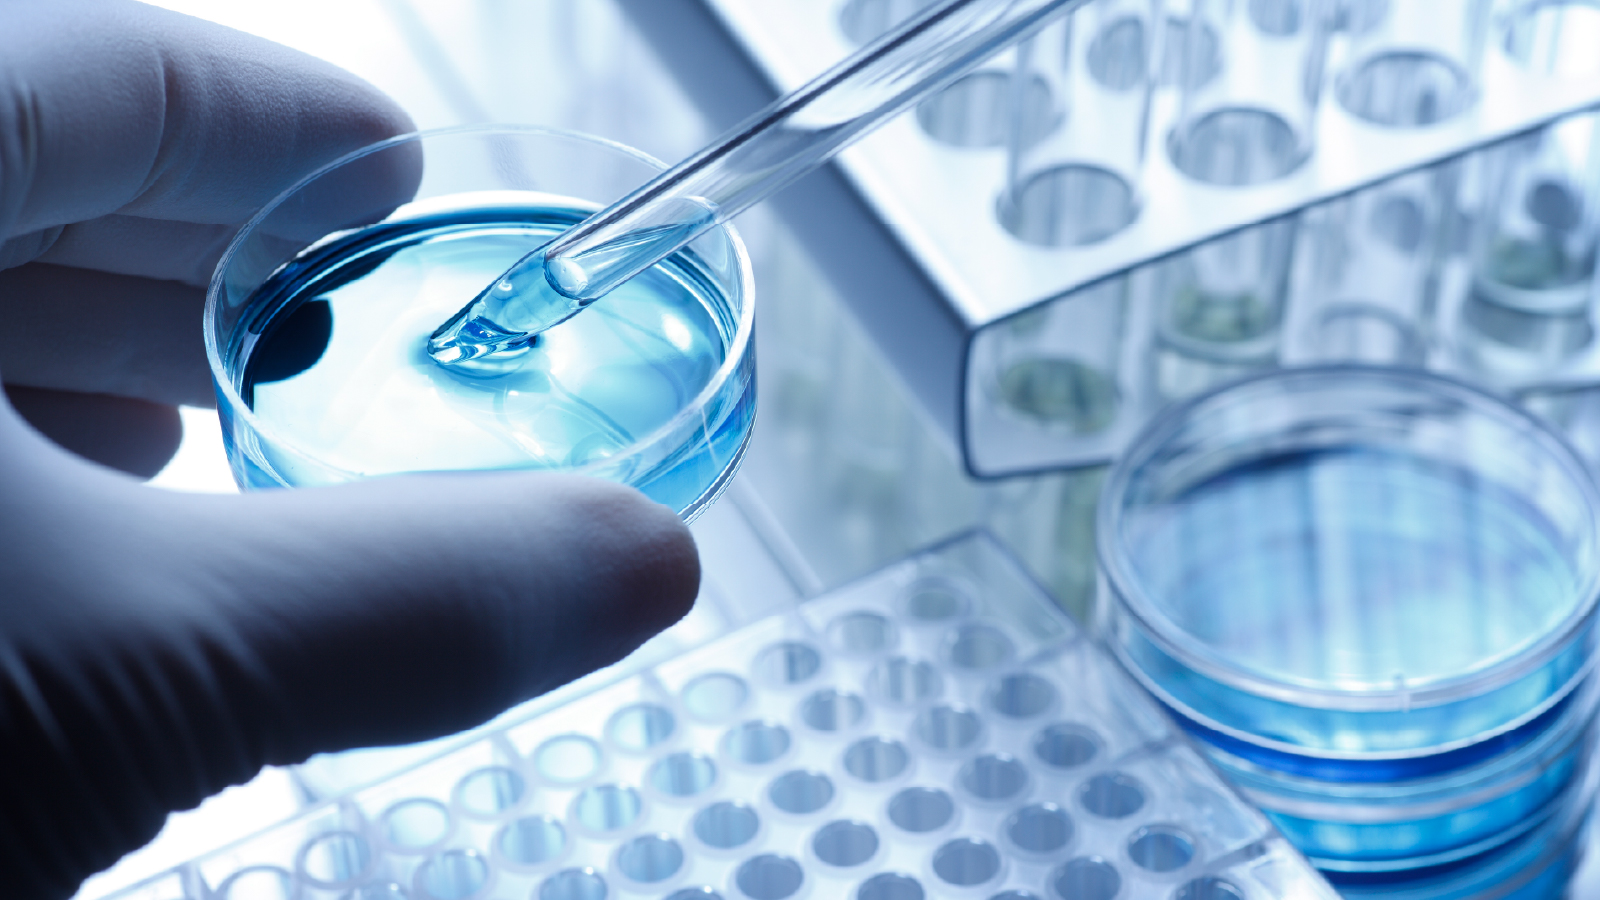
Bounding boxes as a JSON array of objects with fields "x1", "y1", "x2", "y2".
[
  {"x1": 1223, "y1": 703, "x2": 1588, "y2": 868},
  {"x1": 224, "y1": 201, "x2": 753, "y2": 515},
  {"x1": 1318, "y1": 783, "x2": 1592, "y2": 899},
  {"x1": 1119, "y1": 446, "x2": 1589, "y2": 757}
]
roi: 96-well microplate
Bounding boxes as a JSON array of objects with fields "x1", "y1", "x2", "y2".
[{"x1": 109, "y1": 533, "x2": 1337, "y2": 900}]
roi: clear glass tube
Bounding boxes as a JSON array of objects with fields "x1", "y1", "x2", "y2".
[
  {"x1": 1459, "y1": 110, "x2": 1600, "y2": 377},
  {"x1": 1331, "y1": 0, "x2": 1490, "y2": 128},
  {"x1": 975, "y1": 280, "x2": 1126, "y2": 434},
  {"x1": 1151, "y1": 216, "x2": 1299, "y2": 400},
  {"x1": 916, "y1": 53, "x2": 1041, "y2": 148},
  {"x1": 427, "y1": 0, "x2": 1090, "y2": 373},
  {"x1": 1293, "y1": 163, "x2": 1460, "y2": 366},
  {"x1": 1166, "y1": 0, "x2": 1333, "y2": 186},
  {"x1": 997, "y1": 0, "x2": 1158, "y2": 247}
]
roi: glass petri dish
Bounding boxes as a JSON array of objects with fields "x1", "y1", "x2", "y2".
[
  {"x1": 1211, "y1": 675, "x2": 1597, "y2": 871},
  {"x1": 206, "y1": 125, "x2": 756, "y2": 520},
  {"x1": 1098, "y1": 367, "x2": 1600, "y2": 771},
  {"x1": 1320, "y1": 767, "x2": 1597, "y2": 896}
]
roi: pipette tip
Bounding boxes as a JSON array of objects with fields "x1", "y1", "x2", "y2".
[{"x1": 427, "y1": 308, "x2": 537, "y2": 377}]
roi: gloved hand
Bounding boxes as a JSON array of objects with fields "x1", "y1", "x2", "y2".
[{"x1": 0, "y1": 3, "x2": 700, "y2": 897}]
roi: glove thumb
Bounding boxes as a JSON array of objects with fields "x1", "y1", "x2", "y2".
[{"x1": 0, "y1": 405, "x2": 698, "y2": 897}]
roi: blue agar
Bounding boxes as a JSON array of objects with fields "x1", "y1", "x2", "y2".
[
  {"x1": 1118, "y1": 446, "x2": 1587, "y2": 756},
  {"x1": 223, "y1": 201, "x2": 753, "y2": 513},
  {"x1": 1323, "y1": 785, "x2": 1593, "y2": 899},
  {"x1": 1214, "y1": 703, "x2": 1589, "y2": 868}
]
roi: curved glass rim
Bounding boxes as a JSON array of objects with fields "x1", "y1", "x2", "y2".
[
  {"x1": 1097, "y1": 364, "x2": 1600, "y2": 713},
  {"x1": 203, "y1": 123, "x2": 756, "y2": 486},
  {"x1": 1117, "y1": 639, "x2": 1595, "y2": 764},
  {"x1": 1211, "y1": 679, "x2": 1595, "y2": 806}
]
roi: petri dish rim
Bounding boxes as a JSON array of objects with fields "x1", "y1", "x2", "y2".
[
  {"x1": 1218, "y1": 677, "x2": 1598, "y2": 804},
  {"x1": 203, "y1": 124, "x2": 756, "y2": 510},
  {"x1": 1097, "y1": 366, "x2": 1600, "y2": 732}
]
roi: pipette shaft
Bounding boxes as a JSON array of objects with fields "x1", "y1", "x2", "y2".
[{"x1": 428, "y1": 0, "x2": 1087, "y2": 373}]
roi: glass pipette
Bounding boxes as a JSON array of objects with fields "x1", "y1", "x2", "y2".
[{"x1": 428, "y1": 0, "x2": 1087, "y2": 375}]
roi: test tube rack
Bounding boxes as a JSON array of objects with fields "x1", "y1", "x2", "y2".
[
  {"x1": 101, "y1": 533, "x2": 1338, "y2": 900},
  {"x1": 629, "y1": 0, "x2": 1600, "y2": 477}
]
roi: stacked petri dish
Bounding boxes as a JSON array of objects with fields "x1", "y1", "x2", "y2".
[{"x1": 1098, "y1": 366, "x2": 1600, "y2": 897}]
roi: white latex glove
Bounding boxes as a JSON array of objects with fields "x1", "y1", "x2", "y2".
[{"x1": 0, "y1": 3, "x2": 700, "y2": 896}]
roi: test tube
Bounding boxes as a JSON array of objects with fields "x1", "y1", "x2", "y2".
[
  {"x1": 1332, "y1": 0, "x2": 1489, "y2": 128},
  {"x1": 973, "y1": 41, "x2": 1134, "y2": 482},
  {"x1": 1502, "y1": 0, "x2": 1600, "y2": 80},
  {"x1": 1166, "y1": 0, "x2": 1333, "y2": 186},
  {"x1": 1151, "y1": 0, "x2": 1329, "y2": 397},
  {"x1": 997, "y1": 0, "x2": 1158, "y2": 247},
  {"x1": 918, "y1": 59, "x2": 1053, "y2": 149},
  {"x1": 977, "y1": 282, "x2": 1125, "y2": 437},
  {"x1": 1294, "y1": 163, "x2": 1458, "y2": 365},
  {"x1": 1454, "y1": 14, "x2": 1600, "y2": 377},
  {"x1": 1151, "y1": 215, "x2": 1298, "y2": 399},
  {"x1": 1458, "y1": 111, "x2": 1600, "y2": 376}
]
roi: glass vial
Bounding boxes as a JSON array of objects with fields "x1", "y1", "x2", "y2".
[
  {"x1": 996, "y1": 0, "x2": 1158, "y2": 246},
  {"x1": 1166, "y1": 0, "x2": 1334, "y2": 186},
  {"x1": 1332, "y1": 0, "x2": 1489, "y2": 128}
]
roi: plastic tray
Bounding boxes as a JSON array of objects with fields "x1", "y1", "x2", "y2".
[{"x1": 102, "y1": 533, "x2": 1336, "y2": 900}]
